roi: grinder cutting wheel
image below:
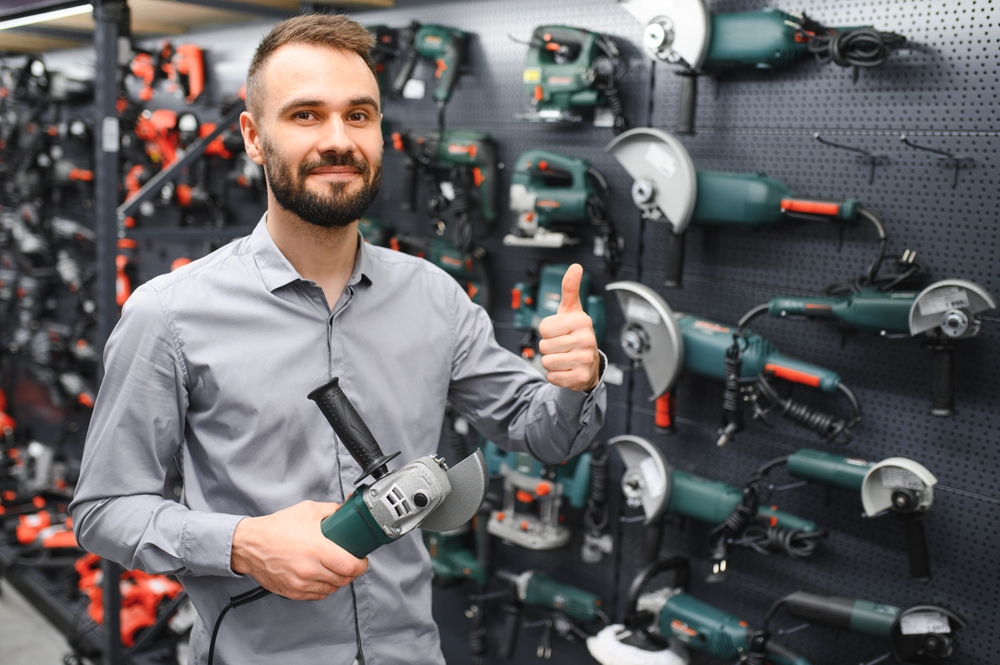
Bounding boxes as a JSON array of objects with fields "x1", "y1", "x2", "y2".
[
  {"x1": 606, "y1": 281, "x2": 861, "y2": 446},
  {"x1": 606, "y1": 127, "x2": 889, "y2": 288}
]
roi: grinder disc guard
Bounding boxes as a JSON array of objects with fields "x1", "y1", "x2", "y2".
[
  {"x1": 607, "y1": 281, "x2": 684, "y2": 398},
  {"x1": 909, "y1": 279, "x2": 997, "y2": 337},
  {"x1": 418, "y1": 450, "x2": 488, "y2": 532}
]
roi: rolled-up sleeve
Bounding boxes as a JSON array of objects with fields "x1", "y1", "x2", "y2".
[
  {"x1": 445, "y1": 281, "x2": 607, "y2": 463},
  {"x1": 69, "y1": 284, "x2": 244, "y2": 577}
]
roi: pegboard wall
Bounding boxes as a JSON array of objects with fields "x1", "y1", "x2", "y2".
[{"x1": 19, "y1": 1, "x2": 999, "y2": 663}]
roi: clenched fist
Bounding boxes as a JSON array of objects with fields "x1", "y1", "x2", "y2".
[{"x1": 537, "y1": 264, "x2": 602, "y2": 391}]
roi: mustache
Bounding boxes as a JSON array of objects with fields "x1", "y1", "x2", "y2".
[{"x1": 298, "y1": 153, "x2": 370, "y2": 178}]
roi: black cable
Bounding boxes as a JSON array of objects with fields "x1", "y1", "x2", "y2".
[
  {"x1": 585, "y1": 196, "x2": 622, "y2": 278},
  {"x1": 753, "y1": 375, "x2": 860, "y2": 444},
  {"x1": 592, "y1": 35, "x2": 629, "y2": 134},
  {"x1": 808, "y1": 28, "x2": 905, "y2": 68},
  {"x1": 583, "y1": 443, "x2": 609, "y2": 541},
  {"x1": 206, "y1": 585, "x2": 272, "y2": 665},
  {"x1": 737, "y1": 304, "x2": 771, "y2": 332}
]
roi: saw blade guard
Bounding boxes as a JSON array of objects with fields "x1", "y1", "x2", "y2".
[
  {"x1": 609, "y1": 434, "x2": 673, "y2": 524},
  {"x1": 606, "y1": 128, "x2": 697, "y2": 234},
  {"x1": 908, "y1": 279, "x2": 997, "y2": 338},
  {"x1": 889, "y1": 604, "x2": 966, "y2": 665},
  {"x1": 419, "y1": 449, "x2": 488, "y2": 532},
  {"x1": 607, "y1": 281, "x2": 685, "y2": 398},
  {"x1": 860, "y1": 457, "x2": 937, "y2": 517},
  {"x1": 633, "y1": 0, "x2": 712, "y2": 68}
]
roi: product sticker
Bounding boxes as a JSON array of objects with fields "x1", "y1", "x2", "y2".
[
  {"x1": 644, "y1": 143, "x2": 677, "y2": 180},
  {"x1": 625, "y1": 298, "x2": 662, "y2": 325},
  {"x1": 900, "y1": 611, "x2": 951, "y2": 635},
  {"x1": 604, "y1": 364, "x2": 625, "y2": 386},
  {"x1": 101, "y1": 116, "x2": 119, "y2": 153},
  {"x1": 593, "y1": 107, "x2": 614, "y2": 127},
  {"x1": 401, "y1": 78, "x2": 425, "y2": 99},
  {"x1": 917, "y1": 287, "x2": 970, "y2": 316},
  {"x1": 522, "y1": 68, "x2": 541, "y2": 83},
  {"x1": 543, "y1": 291, "x2": 561, "y2": 312},
  {"x1": 639, "y1": 456, "x2": 665, "y2": 499},
  {"x1": 880, "y1": 467, "x2": 925, "y2": 491}
]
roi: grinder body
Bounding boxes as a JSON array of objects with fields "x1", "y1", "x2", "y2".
[{"x1": 769, "y1": 288, "x2": 916, "y2": 335}]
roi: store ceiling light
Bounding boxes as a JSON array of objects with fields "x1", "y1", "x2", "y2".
[{"x1": 0, "y1": 4, "x2": 93, "y2": 31}]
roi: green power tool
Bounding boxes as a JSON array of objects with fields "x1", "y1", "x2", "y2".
[
  {"x1": 424, "y1": 524, "x2": 488, "y2": 587},
  {"x1": 393, "y1": 233, "x2": 491, "y2": 310},
  {"x1": 742, "y1": 280, "x2": 997, "y2": 416},
  {"x1": 765, "y1": 590, "x2": 965, "y2": 664},
  {"x1": 357, "y1": 216, "x2": 395, "y2": 247},
  {"x1": 519, "y1": 25, "x2": 629, "y2": 133},
  {"x1": 504, "y1": 149, "x2": 623, "y2": 277},
  {"x1": 390, "y1": 22, "x2": 468, "y2": 129},
  {"x1": 391, "y1": 128, "x2": 498, "y2": 253},
  {"x1": 621, "y1": 0, "x2": 904, "y2": 134},
  {"x1": 606, "y1": 127, "x2": 888, "y2": 288},
  {"x1": 610, "y1": 435, "x2": 822, "y2": 576},
  {"x1": 607, "y1": 281, "x2": 861, "y2": 446},
  {"x1": 587, "y1": 557, "x2": 811, "y2": 665}
]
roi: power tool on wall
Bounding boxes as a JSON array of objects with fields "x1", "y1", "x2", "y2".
[
  {"x1": 764, "y1": 590, "x2": 964, "y2": 664},
  {"x1": 587, "y1": 557, "x2": 811, "y2": 665},
  {"x1": 392, "y1": 129, "x2": 498, "y2": 252},
  {"x1": 740, "y1": 280, "x2": 996, "y2": 416},
  {"x1": 504, "y1": 149, "x2": 623, "y2": 277},
  {"x1": 606, "y1": 282, "x2": 861, "y2": 446},
  {"x1": 733, "y1": 448, "x2": 938, "y2": 580},
  {"x1": 365, "y1": 25, "x2": 402, "y2": 94},
  {"x1": 606, "y1": 127, "x2": 889, "y2": 288},
  {"x1": 391, "y1": 22, "x2": 469, "y2": 129},
  {"x1": 520, "y1": 25, "x2": 629, "y2": 133},
  {"x1": 610, "y1": 435, "x2": 822, "y2": 577},
  {"x1": 512, "y1": 263, "x2": 607, "y2": 372},
  {"x1": 393, "y1": 233, "x2": 491, "y2": 311},
  {"x1": 206, "y1": 378, "x2": 488, "y2": 665},
  {"x1": 621, "y1": 0, "x2": 905, "y2": 133}
]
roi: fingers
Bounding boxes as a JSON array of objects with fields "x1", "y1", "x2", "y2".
[
  {"x1": 538, "y1": 310, "x2": 592, "y2": 340},
  {"x1": 556, "y1": 264, "x2": 584, "y2": 314}
]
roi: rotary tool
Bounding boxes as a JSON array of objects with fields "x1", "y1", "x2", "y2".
[
  {"x1": 587, "y1": 557, "x2": 811, "y2": 665},
  {"x1": 621, "y1": 0, "x2": 905, "y2": 134},
  {"x1": 607, "y1": 282, "x2": 861, "y2": 446},
  {"x1": 765, "y1": 590, "x2": 965, "y2": 664},
  {"x1": 606, "y1": 127, "x2": 888, "y2": 288},
  {"x1": 741, "y1": 280, "x2": 996, "y2": 415},
  {"x1": 206, "y1": 378, "x2": 488, "y2": 665},
  {"x1": 391, "y1": 22, "x2": 469, "y2": 129},
  {"x1": 504, "y1": 149, "x2": 623, "y2": 277}
]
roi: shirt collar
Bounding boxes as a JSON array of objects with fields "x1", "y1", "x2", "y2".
[{"x1": 250, "y1": 213, "x2": 374, "y2": 293}]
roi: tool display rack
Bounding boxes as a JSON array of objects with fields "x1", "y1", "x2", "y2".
[{"x1": 2, "y1": 0, "x2": 997, "y2": 664}]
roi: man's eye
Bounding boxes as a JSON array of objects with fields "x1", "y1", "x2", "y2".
[
  {"x1": 295, "y1": 111, "x2": 315, "y2": 121},
  {"x1": 349, "y1": 112, "x2": 368, "y2": 122}
]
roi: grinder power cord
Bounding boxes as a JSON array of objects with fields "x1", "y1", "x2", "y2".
[{"x1": 206, "y1": 378, "x2": 488, "y2": 665}]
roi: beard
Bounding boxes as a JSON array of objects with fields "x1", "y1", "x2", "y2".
[{"x1": 261, "y1": 135, "x2": 382, "y2": 229}]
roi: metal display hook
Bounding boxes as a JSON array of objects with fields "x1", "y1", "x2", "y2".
[
  {"x1": 899, "y1": 133, "x2": 974, "y2": 189},
  {"x1": 814, "y1": 133, "x2": 887, "y2": 185}
]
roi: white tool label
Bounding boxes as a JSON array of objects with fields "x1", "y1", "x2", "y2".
[
  {"x1": 101, "y1": 116, "x2": 119, "y2": 153},
  {"x1": 900, "y1": 611, "x2": 951, "y2": 635},
  {"x1": 639, "y1": 456, "x2": 665, "y2": 499},
  {"x1": 626, "y1": 298, "x2": 662, "y2": 325},
  {"x1": 881, "y1": 467, "x2": 925, "y2": 490},
  {"x1": 918, "y1": 287, "x2": 970, "y2": 316},
  {"x1": 439, "y1": 181, "x2": 456, "y2": 201},
  {"x1": 644, "y1": 143, "x2": 677, "y2": 179},
  {"x1": 401, "y1": 78, "x2": 426, "y2": 99},
  {"x1": 593, "y1": 107, "x2": 614, "y2": 127},
  {"x1": 604, "y1": 364, "x2": 625, "y2": 386}
]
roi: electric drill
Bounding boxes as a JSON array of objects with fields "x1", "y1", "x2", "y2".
[
  {"x1": 512, "y1": 263, "x2": 607, "y2": 369},
  {"x1": 622, "y1": 1, "x2": 904, "y2": 133},
  {"x1": 607, "y1": 282, "x2": 861, "y2": 446},
  {"x1": 587, "y1": 557, "x2": 811, "y2": 665},
  {"x1": 392, "y1": 233, "x2": 491, "y2": 310},
  {"x1": 607, "y1": 127, "x2": 888, "y2": 288},
  {"x1": 520, "y1": 25, "x2": 629, "y2": 133},
  {"x1": 391, "y1": 128, "x2": 498, "y2": 252},
  {"x1": 504, "y1": 149, "x2": 622, "y2": 277},
  {"x1": 742, "y1": 449, "x2": 938, "y2": 580},
  {"x1": 748, "y1": 280, "x2": 996, "y2": 415},
  {"x1": 391, "y1": 22, "x2": 468, "y2": 128},
  {"x1": 769, "y1": 590, "x2": 965, "y2": 664}
]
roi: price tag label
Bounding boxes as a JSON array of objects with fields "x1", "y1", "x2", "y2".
[
  {"x1": 918, "y1": 287, "x2": 970, "y2": 316},
  {"x1": 626, "y1": 298, "x2": 661, "y2": 325},
  {"x1": 401, "y1": 78, "x2": 425, "y2": 99},
  {"x1": 900, "y1": 611, "x2": 951, "y2": 635},
  {"x1": 639, "y1": 456, "x2": 665, "y2": 499},
  {"x1": 604, "y1": 364, "x2": 625, "y2": 386},
  {"x1": 881, "y1": 467, "x2": 925, "y2": 490},
  {"x1": 644, "y1": 143, "x2": 677, "y2": 179}
]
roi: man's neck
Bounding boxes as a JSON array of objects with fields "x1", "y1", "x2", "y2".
[{"x1": 266, "y1": 203, "x2": 360, "y2": 309}]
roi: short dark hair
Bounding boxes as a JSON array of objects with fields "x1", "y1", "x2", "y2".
[{"x1": 245, "y1": 13, "x2": 376, "y2": 117}]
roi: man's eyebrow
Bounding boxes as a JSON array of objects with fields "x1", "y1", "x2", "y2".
[
  {"x1": 277, "y1": 96, "x2": 380, "y2": 117},
  {"x1": 347, "y1": 95, "x2": 380, "y2": 112}
]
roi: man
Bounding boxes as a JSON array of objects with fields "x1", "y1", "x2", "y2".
[{"x1": 70, "y1": 14, "x2": 606, "y2": 665}]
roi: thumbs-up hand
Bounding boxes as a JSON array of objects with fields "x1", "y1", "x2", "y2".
[{"x1": 537, "y1": 264, "x2": 602, "y2": 391}]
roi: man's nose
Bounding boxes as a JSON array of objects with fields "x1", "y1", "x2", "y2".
[{"x1": 316, "y1": 116, "x2": 356, "y2": 155}]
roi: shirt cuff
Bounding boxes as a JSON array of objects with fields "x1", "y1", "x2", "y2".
[{"x1": 181, "y1": 511, "x2": 247, "y2": 578}]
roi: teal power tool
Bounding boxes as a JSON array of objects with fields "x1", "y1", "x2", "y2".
[
  {"x1": 512, "y1": 263, "x2": 607, "y2": 369},
  {"x1": 607, "y1": 282, "x2": 862, "y2": 446},
  {"x1": 606, "y1": 127, "x2": 889, "y2": 288},
  {"x1": 495, "y1": 568, "x2": 608, "y2": 659},
  {"x1": 587, "y1": 557, "x2": 811, "y2": 665},
  {"x1": 621, "y1": 0, "x2": 904, "y2": 134},
  {"x1": 738, "y1": 449, "x2": 938, "y2": 580},
  {"x1": 504, "y1": 149, "x2": 623, "y2": 277},
  {"x1": 519, "y1": 25, "x2": 629, "y2": 132},
  {"x1": 424, "y1": 524, "x2": 488, "y2": 587},
  {"x1": 357, "y1": 215, "x2": 395, "y2": 247},
  {"x1": 741, "y1": 280, "x2": 997, "y2": 416},
  {"x1": 765, "y1": 590, "x2": 965, "y2": 664},
  {"x1": 206, "y1": 378, "x2": 489, "y2": 665},
  {"x1": 610, "y1": 435, "x2": 822, "y2": 577},
  {"x1": 391, "y1": 128, "x2": 498, "y2": 252},
  {"x1": 391, "y1": 22, "x2": 469, "y2": 129},
  {"x1": 393, "y1": 233, "x2": 491, "y2": 310}
]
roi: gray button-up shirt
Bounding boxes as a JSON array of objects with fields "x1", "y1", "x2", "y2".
[{"x1": 70, "y1": 216, "x2": 606, "y2": 665}]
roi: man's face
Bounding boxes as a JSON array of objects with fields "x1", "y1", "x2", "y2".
[{"x1": 242, "y1": 44, "x2": 383, "y2": 229}]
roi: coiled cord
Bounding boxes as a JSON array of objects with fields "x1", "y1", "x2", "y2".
[
  {"x1": 583, "y1": 443, "x2": 609, "y2": 537},
  {"x1": 741, "y1": 524, "x2": 825, "y2": 559},
  {"x1": 450, "y1": 169, "x2": 474, "y2": 253},
  {"x1": 809, "y1": 28, "x2": 905, "y2": 68},
  {"x1": 585, "y1": 196, "x2": 623, "y2": 278},
  {"x1": 591, "y1": 35, "x2": 630, "y2": 135},
  {"x1": 754, "y1": 375, "x2": 860, "y2": 444}
]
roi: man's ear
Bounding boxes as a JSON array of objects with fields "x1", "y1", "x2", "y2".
[{"x1": 240, "y1": 111, "x2": 265, "y2": 166}]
